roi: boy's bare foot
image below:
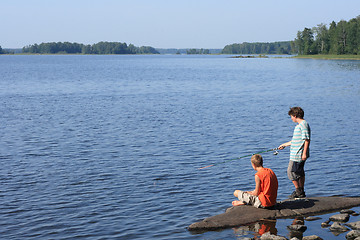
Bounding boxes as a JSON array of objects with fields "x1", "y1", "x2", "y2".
[{"x1": 232, "y1": 200, "x2": 245, "y2": 206}]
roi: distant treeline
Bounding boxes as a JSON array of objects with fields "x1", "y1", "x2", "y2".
[
  {"x1": 22, "y1": 42, "x2": 159, "y2": 54},
  {"x1": 156, "y1": 48, "x2": 222, "y2": 54},
  {"x1": 293, "y1": 16, "x2": 360, "y2": 55},
  {"x1": 221, "y1": 41, "x2": 292, "y2": 54}
]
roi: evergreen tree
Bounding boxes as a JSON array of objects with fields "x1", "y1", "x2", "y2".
[{"x1": 328, "y1": 21, "x2": 338, "y2": 54}]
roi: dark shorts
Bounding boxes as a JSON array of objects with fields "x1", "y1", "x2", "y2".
[{"x1": 287, "y1": 160, "x2": 305, "y2": 181}]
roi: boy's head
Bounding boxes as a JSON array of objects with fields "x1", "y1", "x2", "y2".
[
  {"x1": 251, "y1": 154, "x2": 263, "y2": 168},
  {"x1": 288, "y1": 107, "x2": 304, "y2": 119}
]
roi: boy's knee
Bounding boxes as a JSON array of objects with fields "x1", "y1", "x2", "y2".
[{"x1": 234, "y1": 190, "x2": 240, "y2": 197}]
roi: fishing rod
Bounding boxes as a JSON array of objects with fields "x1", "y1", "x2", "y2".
[{"x1": 198, "y1": 147, "x2": 281, "y2": 170}]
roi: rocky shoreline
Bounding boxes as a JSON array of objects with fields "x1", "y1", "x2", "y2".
[
  {"x1": 189, "y1": 196, "x2": 360, "y2": 239},
  {"x1": 253, "y1": 209, "x2": 360, "y2": 240}
]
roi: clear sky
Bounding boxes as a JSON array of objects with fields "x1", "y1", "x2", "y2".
[{"x1": 1, "y1": 0, "x2": 360, "y2": 49}]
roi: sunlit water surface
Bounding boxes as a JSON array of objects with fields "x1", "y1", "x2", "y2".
[{"x1": 0, "y1": 55, "x2": 359, "y2": 239}]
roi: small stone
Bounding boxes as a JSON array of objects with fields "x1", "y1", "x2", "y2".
[
  {"x1": 346, "y1": 230, "x2": 360, "y2": 240},
  {"x1": 341, "y1": 209, "x2": 356, "y2": 214},
  {"x1": 260, "y1": 231, "x2": 287, "y2": 240},
  {"x1": 287, "y1": 224, "x2": 307, "y2": 232},
  {"x1": 290, "y1": 238, "x2": 300, "y2": 240},
  {"x1": 346, "y1": 221, "x2": 360, "y2": 230},
  {"x1": 329, "y1": 213, "x2": 350, "y2": 222},
  {"x1": 302, "y1": 235, "x2": 323, "y2": 240},
  {"x1": 305, "y1": 216, "x2": 322, "y2": 221},
  {"x1": 330, "y1": 222, "x2": 349, "y2": 232},
  {"x1": 321, "y1": 220, "x2": 331, "y2": 228}
]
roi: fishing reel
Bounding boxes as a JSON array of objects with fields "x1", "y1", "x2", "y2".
[{"x1": 273, "y1": 148, "x2": 280, "y2": 155}]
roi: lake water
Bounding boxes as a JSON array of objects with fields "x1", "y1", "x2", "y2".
[{"x1": 0, "y1": 55, "x2": 359, "y2": 239}]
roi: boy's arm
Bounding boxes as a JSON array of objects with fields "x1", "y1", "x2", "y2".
[
  {"x1": 247, "y1": 175, "x2": 261, "y2": 196},
  {"x1": 278, "y1": 141, "x2": 291, "y2": 150},
  {"x1": 302, "y1": 139, "x2": 310, "y2": 160}
]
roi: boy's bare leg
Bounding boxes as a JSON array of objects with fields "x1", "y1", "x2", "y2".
[
  {"x1": 233, "y1": 190, "x2": 245, "y2": 206},
  {"x1": 292, "y1": 177, "x2": 305, "y2": 189},
  {"x1": 292, "y1": 180, "x2": 300, "y2": 189},
  {"x1": 232, "y1": 200, "x2": 245, "y2": 206}
]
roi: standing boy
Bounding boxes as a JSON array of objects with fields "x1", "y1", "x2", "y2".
[
  {"x1": 232, "y1": 154, "x2": 278, "y2": 208},
  {"x1": 279, "y1": 107, "x2": 311, "y2": 199}
]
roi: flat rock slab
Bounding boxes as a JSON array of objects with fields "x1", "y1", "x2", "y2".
[{"x1": 188, "y1": 196, "x2": 360, "y2": 231}]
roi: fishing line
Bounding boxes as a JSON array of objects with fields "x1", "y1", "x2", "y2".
[{"x1": 198, "y1": 147, "x2": 281, "y2": 170}]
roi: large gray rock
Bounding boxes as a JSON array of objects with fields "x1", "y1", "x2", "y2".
[
  {"x1": 329, "y1": 213, "x2": 350, "y2": 222},
  {"x1": 188, "y1": 196, "x2": 360, "y2": 231},
  {"x1": 329, "y1": 222, "x2": 349, "y2": 232},
  {"x1": 346, "y1": 230, "x2": 360, "y2": 240},
  {"x1": 347, "y1": 221, "x2": 360, "y2": 230}
]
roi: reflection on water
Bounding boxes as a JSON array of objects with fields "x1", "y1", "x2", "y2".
[
  {"x1": 233, "y1": 220, "x2": 277, "y2": 239},
  {"x1": 231, "y1": 206, "x2": 360, "y2": 239}
]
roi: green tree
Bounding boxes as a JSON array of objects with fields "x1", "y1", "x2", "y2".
[
  {"x1": 336, "y1": 20, "x2": 348, "y2": 54},
  {"x1": 313, "y1": 23, "x2": 329, "y2": 54},
  {"x1": 328, "y1": 21, "x2": 338, "y2": 54},
  {"x1": 345, "y1": 17, "x2": 359, "y2": 54},
  {"x1": 303, "y1": 28, "x2": 316, "y2": 54}
]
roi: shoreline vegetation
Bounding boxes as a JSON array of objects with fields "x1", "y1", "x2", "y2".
[
  {"x1": 294, "y1": 54, "x2": 360, "y2": 60},
  {"x1": 1, "y1": 15, "x2": 359, "y2": 58}
]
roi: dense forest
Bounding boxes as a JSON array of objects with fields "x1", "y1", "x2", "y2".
[
  {"x1": 221, "y1": 41, "x2": 292, "y2": 54},
  {"x1": 156, "y1": 48, "x2": 222, "y2": 54},
  {"x1": 293, "y1": 16, "x2": 360, "y2": 55},
  {"x1": 22, "y1": 42, "x2": 159, "y2": 54}
]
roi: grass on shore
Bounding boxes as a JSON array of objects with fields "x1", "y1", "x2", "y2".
[{"x1": 294, "y1": 54, "x2": 360, "y2": 60}]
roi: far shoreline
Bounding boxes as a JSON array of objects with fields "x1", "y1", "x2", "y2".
[
  {"x1": 293, "y1": 54, "x2": 360, "y2": 61},
  {"x1": 1, "y1": 53, "x2": 360, "y2": 61}
]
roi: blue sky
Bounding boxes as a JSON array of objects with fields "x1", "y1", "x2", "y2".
[{"x1": 1, "y1": 0, "x2": 360, "y2": 48}]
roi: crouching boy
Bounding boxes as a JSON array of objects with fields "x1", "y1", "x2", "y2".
[{"x1": 232, "y1": 154, "x2": 278, "y2": 208}]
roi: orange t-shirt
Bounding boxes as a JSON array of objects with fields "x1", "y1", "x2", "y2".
[{"x1": 255, "y1": 168, "x2": 278, "y2": 207}]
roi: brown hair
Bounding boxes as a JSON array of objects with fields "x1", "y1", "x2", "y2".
[
  {"x1": 288, "y1": 107, "x2": 304, "y2": 119},
  {"x1": 251, "y1": 154, "x2": 263, "y2": 167}
]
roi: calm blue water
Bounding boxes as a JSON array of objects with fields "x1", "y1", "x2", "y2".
[{"x1": 0, "y1": 55, "x2": 359, "y2": 239}]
